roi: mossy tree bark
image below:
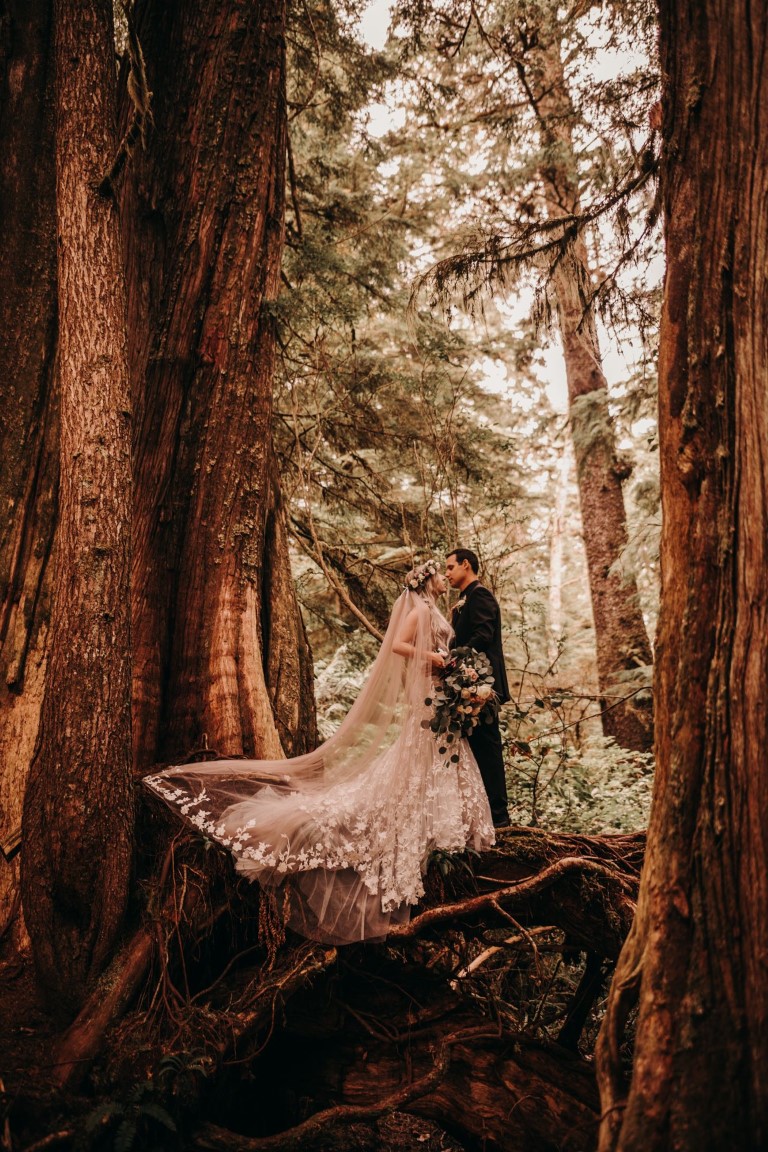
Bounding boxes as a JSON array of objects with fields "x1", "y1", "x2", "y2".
[
  {"x1": 0, "y1": 0, "x2": 57, "y2": 939},
  {"x1": 596, "y1": 0, "x2": 768, "y2": 1147},
  {"x1": 121, "y1": 0, "x2": 316, "y2": 771},
  {"x1": 524, "y1": 28, "x2": 654, "y2": 752},
  {"x1": 21, "y1": 0, "x2": 133, "y2": 1015}
]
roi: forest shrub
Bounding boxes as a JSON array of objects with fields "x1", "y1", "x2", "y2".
[
  {"x1": 504, "y1": 731, "x2": 654, "y2": 834},
  {"x1": 314, "y1": 631, "x2": 379, "y2": 740}
]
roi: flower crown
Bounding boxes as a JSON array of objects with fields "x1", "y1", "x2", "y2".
[{"x1": 405, "y1": 559, "x2": 439, "y2": 592}]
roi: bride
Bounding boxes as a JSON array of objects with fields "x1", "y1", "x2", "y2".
[{"x1": 144, "y1": 561, "x2": 495, "y2": 944}]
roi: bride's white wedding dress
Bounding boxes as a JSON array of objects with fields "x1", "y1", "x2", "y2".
[{"x1": 145, "y1": 589, "x2": 495, "y2": 944}]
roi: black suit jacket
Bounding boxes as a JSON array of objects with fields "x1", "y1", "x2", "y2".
[{"x1": 451, "y1": 581, "x2": 510, "y2": 704}]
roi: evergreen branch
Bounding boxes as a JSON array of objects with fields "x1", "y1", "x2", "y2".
[
  {"x1": 288, "y1": 0, "x2": 322, "y2": 121},
  {"x1": 287, "y1": 381, "x2": 385, "y2": 641},
  {"x1": 411, "y1": 154, "x2": 657, "y2": 318},
  {"x1": 290, "y1": 521, "x2": 384, "y2": 642}
]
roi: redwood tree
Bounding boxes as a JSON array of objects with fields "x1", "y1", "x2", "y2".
[
  {"x1": 121, "y1": 0, "x2": 316, "y2": 772},
  {"x1": 0, "y1": 0, "x2": 57, "y2": 936},
  {"x1": 21, "y1": 0, "x2": 133, "y2": 1013},
  {"x1": 522, "y1": 21, "x2": 655, "y2": 752},
  {"x1": 596, "y1": 0, "x2": 768, "y2": 1146},
  {"x1": 7, "y1": 0, "x2": 316, "y2": 999}
]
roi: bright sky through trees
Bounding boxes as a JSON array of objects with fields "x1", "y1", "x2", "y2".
[{"x1": 355, "y1": 0, "x2": 661, "y2": 425}]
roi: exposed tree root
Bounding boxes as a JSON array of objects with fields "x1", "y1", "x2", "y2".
[
  {"x1": 191, "y1": 1029, "x2": 458, "y2": 1150},
  {"x1": 18, "y1": 1133, "x2": 73, "y2": 1152},
  {"x1": 272, "y1": 1005, "x2": 601, "y2": 1152},
  {"x1": 347, "y1": 1036, "x2": 599, "y2": 1152},
  {"x1": 389, "y1": 854, "x2": 636, "y2": 941},
  {"x1": 52, "y1": 925, "x2": 156, "y2": 1091},
  {"x1": 594, "y1": 913, "x2": 645, "y2": 1151},
  {"x1": 171, "y1": 830, "x2": 641, "y2": 1151},
  {"x1": 189, "y1": 1019, "x2": 601, "y2": 1151},
  {"x1": 52, "y1": 829, "x2": 236, "y2": 1089},
  {"x1": 207, "y1": 942, "x2": 338, "y2": 1067},
  {"x1": 3, "y1": 823, "x2": 644, "y2": 1151}
]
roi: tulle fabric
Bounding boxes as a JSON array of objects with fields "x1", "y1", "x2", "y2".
[{"x1": 144, "y1": 590, "x2": 495, "y2": 944}]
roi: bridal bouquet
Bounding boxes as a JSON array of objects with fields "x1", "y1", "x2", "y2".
[{"x1": 424, "y1": 646, "x2": 499, "y2": 763}]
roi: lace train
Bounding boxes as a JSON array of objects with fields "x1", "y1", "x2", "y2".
[
  {"x1": 145, "y1": 592, "x2": 495, "y2": 944},
  {"x1": 146, "y1": 718, "x2": 494, "y2": 943}
]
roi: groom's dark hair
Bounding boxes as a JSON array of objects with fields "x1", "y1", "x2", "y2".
[{"x1": 447, "y1": 547, "x2": 479, "y2": 573}]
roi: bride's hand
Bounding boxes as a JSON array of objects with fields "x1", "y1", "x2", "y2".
[{"x1": 430, "y1": 652, "x2": 446, "y2": 669}]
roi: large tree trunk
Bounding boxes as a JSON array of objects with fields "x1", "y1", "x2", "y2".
[
  {"x1": 0, "y1": 0, "x2": 57, "y2": 938},
  {"x1": 596, "y1": 1, "x2": 768, "y2": 1148},
  {"x1": 529, "y1": 31, "x2": 654, "y2": 752},
  {"x1": 121, "y1": 0, "x2": 316, "y2": 772},
  {"x1": 21, "y1": 0, "x2": 133, "y2": 1015}
]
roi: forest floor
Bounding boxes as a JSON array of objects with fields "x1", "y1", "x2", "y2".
[
  {"x1": 0, "y1": 949, "x2": 465, "y2": 1152},
  {"x1": 0, "y1": 825, "x2": 643, "y2": 1152},
  {"x1": 0, "y1": 953, "x2": 70, "y2": 1148}
]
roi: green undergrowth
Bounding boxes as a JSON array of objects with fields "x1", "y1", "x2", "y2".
[{"x1": 315, "y1": 636, "x2": 654, "y2": 836}]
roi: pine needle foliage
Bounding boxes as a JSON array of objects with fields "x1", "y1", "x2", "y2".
[
  {"x1": 393, "y1": 0, "x2": 661, "y2": 347},
  {"x1": 280, "y1": 0, "x2": 561, "y2": 656}
]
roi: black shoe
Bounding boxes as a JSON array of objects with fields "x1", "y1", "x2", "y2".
[{"x1": 493, "y1": 817, "x2": 511, "y2": 829}]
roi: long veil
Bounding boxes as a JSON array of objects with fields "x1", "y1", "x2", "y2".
[{"x1": 145, "y1": 589, "x2": 451, "y2": 943}]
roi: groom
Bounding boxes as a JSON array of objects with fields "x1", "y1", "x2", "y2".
[{"x1": 445, "y1": 548, "x2": 511, "y2": 828}]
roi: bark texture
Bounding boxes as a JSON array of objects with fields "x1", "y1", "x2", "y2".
[
  {"x1": 531, "y1": 33, "x2": 654, "y2": 751},
  {"x1": 0, "y1": 0, "x2": 57, "y2": 937},
  {"x1": 596, "y1": 1, "x2": 768, "y2": 1147},
  {"x1": 121, "y1": 0, "x2": 316, "y2": 772},
  {"x1": 21, "y1": 0, "x2": 133, "y2": 1014},
  {"x1": 265, "y1": 1023, "x2": 600, "y2": 1152}
]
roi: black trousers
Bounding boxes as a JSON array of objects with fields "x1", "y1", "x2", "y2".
[{"x1": 468, "y1": 717, "x2": 509, "y2": 826}]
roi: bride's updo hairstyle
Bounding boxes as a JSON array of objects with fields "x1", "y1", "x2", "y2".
[{"x1": 404, "y1": 559, "x2": 440, "y2": 597}]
